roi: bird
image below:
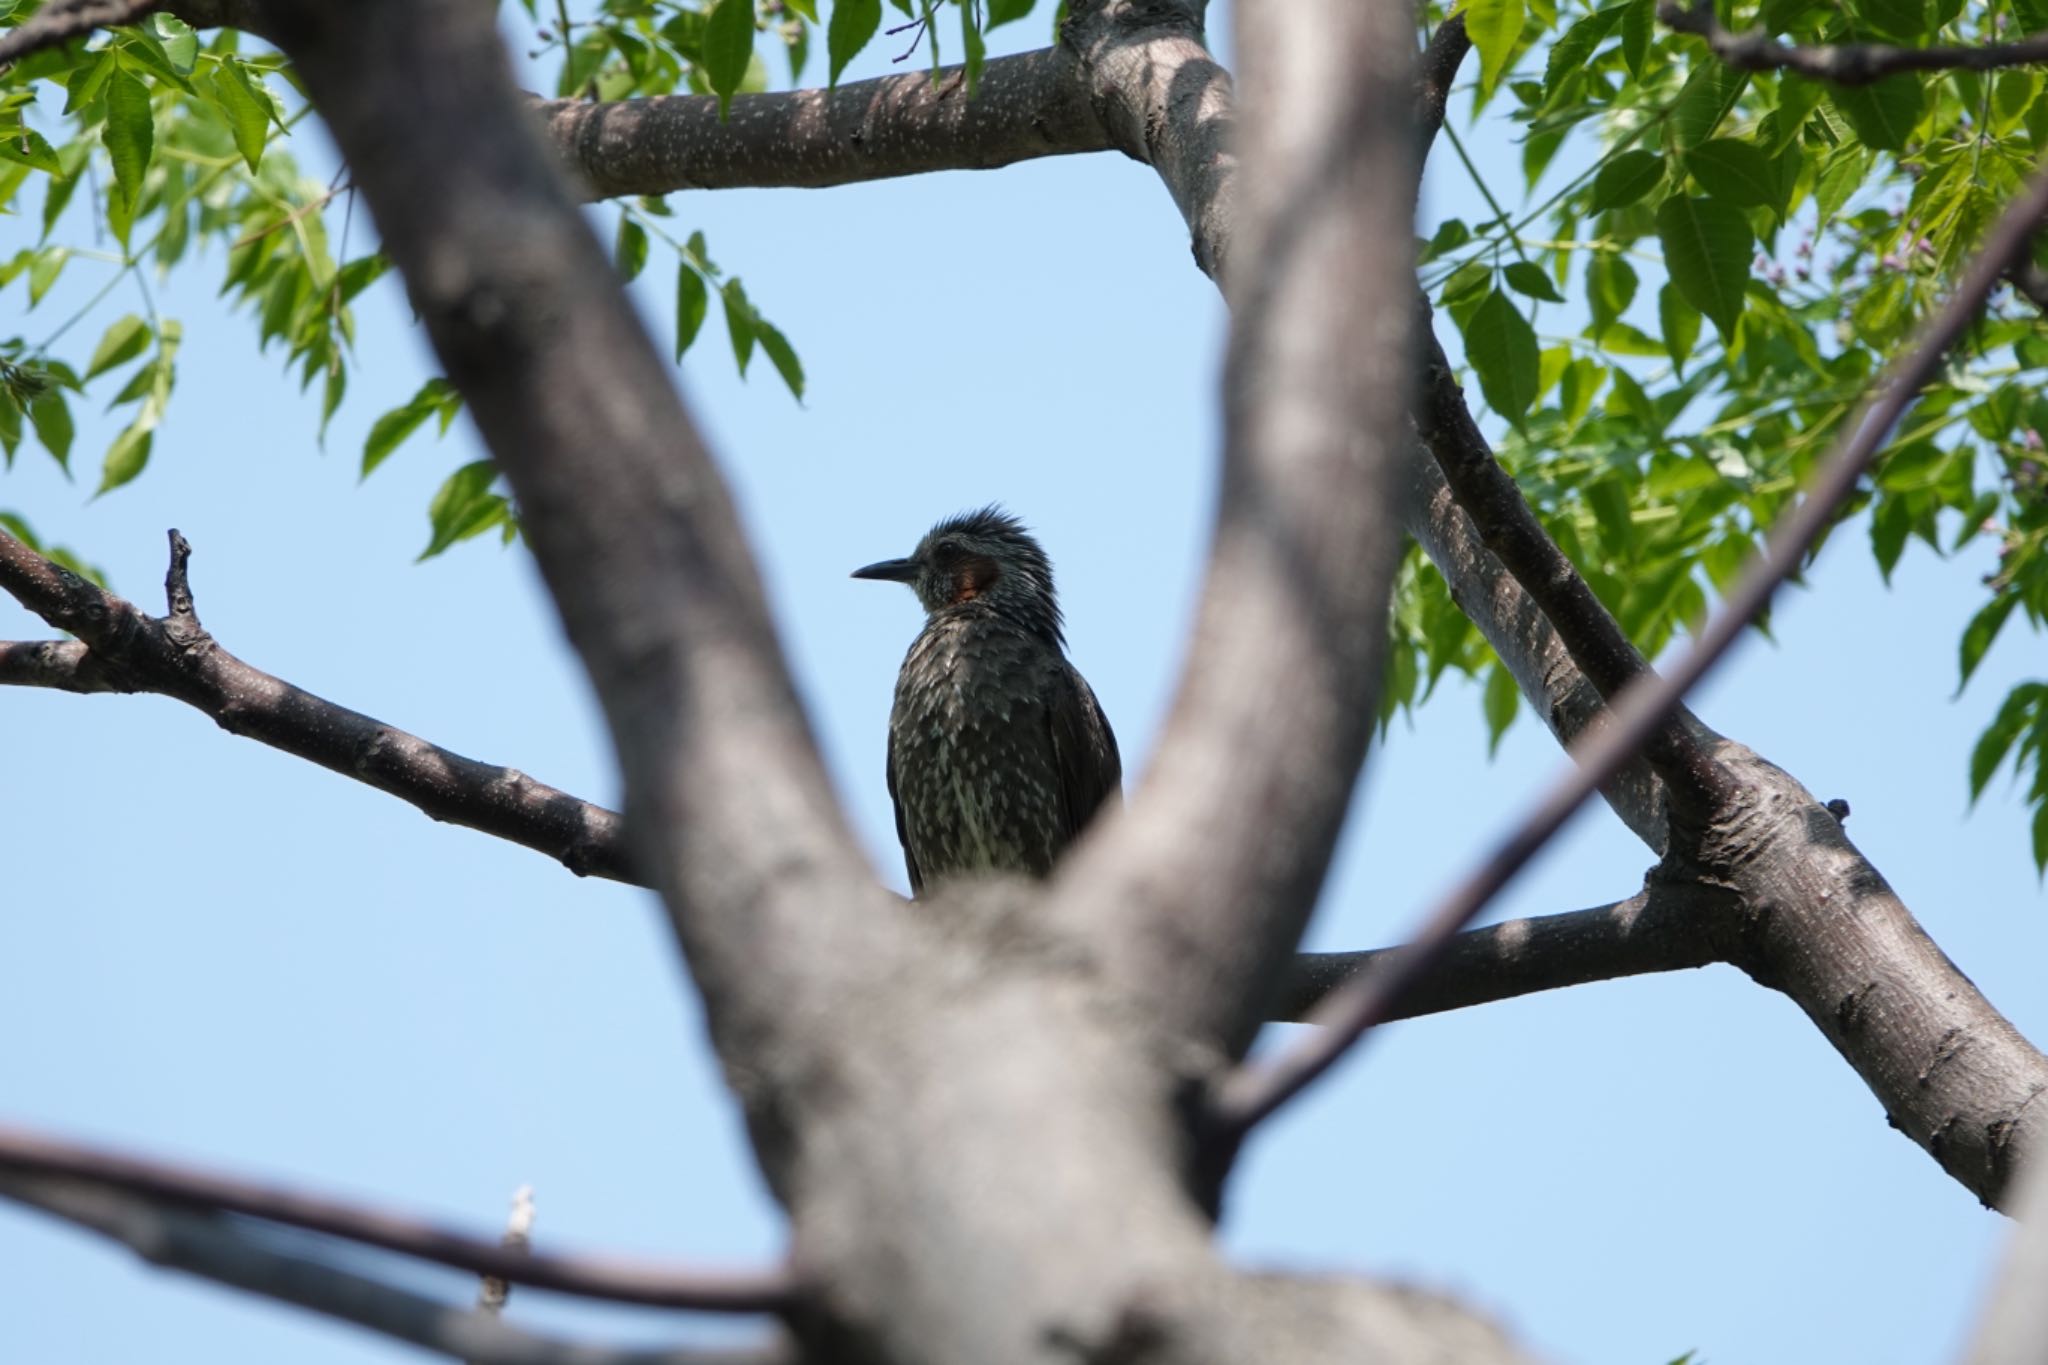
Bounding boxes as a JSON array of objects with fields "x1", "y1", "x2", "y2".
[{"x1": 852, "y1": 507, "x2": 1122, "y2": 897}]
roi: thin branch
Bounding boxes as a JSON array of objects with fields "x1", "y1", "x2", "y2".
[
  {"x1": 1660, "y1": 1, "x2": 2048, "y2": 85},
  {"x1": 0, "y1": 0, "x2": 161, "y2": 66},
  {"x1": 1212, "y1": 155, "x2": 2048, "y2": 1141},
  {"x1": 0, "y1": 527, "x2": 638, "y2": 883},
  {"x1": 1277, "y1": 884, "x2": 1727, "y2": 1022},
  {"x1": 2, "y1": 1175, "x2": 790, "y2": 1365},
  {"x1": 0, "y1": 1122, "x2": 793, "y2": 1312},
  {"x1": 1415, "y1": 14, "x2": 1469, "y2": 157},
  {"x1": 538, "y1": 48, "x2": 1109, "y2": 200}
]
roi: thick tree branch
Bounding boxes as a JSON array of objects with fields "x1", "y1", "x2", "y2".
[
  {"x1": 0, "y1": 527, "x2": 636, "y2": 882},
  {"x1": 1062, "y1": 0, "x2": 1237, "y2": 282},
  {"x1": 1414, "y1": 325, "x2": 1734, "y2": 806},
  {"x1": 1052, "y1": 0, "x2": 1416, "y2": 1059},
  {"x1": 1661, "y1": 1, "x2": 2048, "y2": 85},
  {"x1": 1, "y1": 1176, "x2": 792, "y2": 1365},
  {"x1": 540, "y1": 50, "x2": 1111, "y2": 198},
  {"x1": 0, "y1": 1122, "x2": 792, "y2": 1311},
  {"x1": 1278, "y1": 884, "x2": 1729, "y2": 1022}
]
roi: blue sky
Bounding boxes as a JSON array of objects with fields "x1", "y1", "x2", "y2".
[{"x1": 1, "y1": 6, "x2": 2043, "y2": 1363}]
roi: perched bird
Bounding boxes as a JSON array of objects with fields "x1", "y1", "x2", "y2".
[{"x1": 852, "y1": 507, "x2": 1122, "y2": 896}]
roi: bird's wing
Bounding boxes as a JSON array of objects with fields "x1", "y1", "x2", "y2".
[
  {"x1": 1048, "y1": 663, "x2": 1123, "y2": 849},
  {"x1": 885, "y1": 726, "x2": 923, "y2": 896}
]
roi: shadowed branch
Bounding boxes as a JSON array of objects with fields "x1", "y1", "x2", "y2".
[
  {"x1": 0, "y1": 1122, "x2": 793, "y2": 1312},
  {"x1": 1660, "y1": 1, "x2": 2048, "y2": 84},
  {"x1": 1, "y1": 1175, "x2": 793, "y2": 1365}
]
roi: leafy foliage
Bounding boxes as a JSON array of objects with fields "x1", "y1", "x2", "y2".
[{"x1": 1387, "y1": 0, "x2": 2048, "y2": 865}]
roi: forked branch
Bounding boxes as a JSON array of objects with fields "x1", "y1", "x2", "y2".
[
  {"x1": 0, "y1": 527, "x2": 635, "y2": 882},
  {"x1": 1212, "y1": 157, "x2": 2048, "y2": 1142}
]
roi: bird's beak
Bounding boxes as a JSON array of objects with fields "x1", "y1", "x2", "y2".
[{"x1": 851, "y1": 556, "x2": 919, "y2": 583}]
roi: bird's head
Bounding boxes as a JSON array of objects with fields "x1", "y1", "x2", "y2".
[{"x1": 852, "y1": 505, "x2": 1064, "y2": 646}]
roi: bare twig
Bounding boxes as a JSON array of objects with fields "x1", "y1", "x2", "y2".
[
  {"x1": 0, "y1": 1123, "x2": 794, "y2": 1312},
  {"x1": 1660, "y1": 0, "x2": 2048, "y2": 85},
  {"x1": 1212, "y1": 156, "x2": 2048, "y2": 1141},
  {"x1": 2, "y1": 1175, "x2": 790, "y2": 1365},
  {"x1": 476, "y1": 1185, "x2": 536, "y2": 1315},
  {"x1": 0, "y1": 527, "x2": 637, "y2": 883}
]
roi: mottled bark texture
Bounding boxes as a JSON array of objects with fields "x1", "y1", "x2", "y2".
[
  {"x1": 540, "y1": 49, "x2": 1111, "y2": 196},
  {"x1": 245, "y1": 3, "x2": 1532, "y2": 1365}
]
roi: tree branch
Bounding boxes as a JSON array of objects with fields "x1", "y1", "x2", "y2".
[
  {"x1": 0, "y1": 527, "x2": 636, "y2": 882},
  {"x1": 1, "y1": 1175, "x2": 792, "y2": 1365},
  {"x1": 1050, "y1": 0, "x2": 1417, "y2": 1060},
  {"x1": 1212, "y1": 155, "x2": 2048, "y2": 1145},
  {"x1": 1414, "y1": 323, "x2": 1734, "y2": 806},
  {"x1": 0, "y1": 1122, "x2": 793, "y2": 1311},
  {"x1": 539, "y1": 49, "x2": 1111, "y2": 199},
  {"x1": 0, "y1": 0, "x2": 159, "y2": 66},
  {"x1": 1277, "y1": 884, "x2": 1729, "y2": 1022},
  {"x1": 1660, "y1": 0, "x2": 2048, "y2": 84}
]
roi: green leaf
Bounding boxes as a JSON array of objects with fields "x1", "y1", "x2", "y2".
[
  {"x1": 1503, "y1": 260, "x2": 1564, "y2": 302},
  {"x1": 615, "y1": 216, "x2": 649, "y2": 281},
  {"x1": 1855, "y1": 0, "x2": 1928, "y2": 44},
  {"x1": 704, "y1": 0, "x2": 756, "y2": 118},
  {"x1": 94, "y1": 421, "x2": 152, "y2": 496},
  {"x1": 1657, "y1": 282, "x2": 1700, "y2": 375},
  {"x1": 361, "y1": 379, "x2": 455, "y2": 477},
  {"x1": 1969, "y1": 685, "x2": 2042, "y2": 802},
  {"x1": 2033, "y1": 803, "x2": 2048, "y2": 877},
  {"x1": 675, "y1": 264, "x2": 709, "y2": 360},
  {"x1": 84, "y1": 314, "x2": 151, "y2": 380},
  {"x1": 1587, "y1": 252, "x2": 1638, "y2": 340},
  {"x1": 151, "y1": 13, "x2": 199, "y2": 72},
  {"x1": 1460, "y1": 288, "x2": 1541, "y2": 425},
  {"x1": 1656, "y1": 195, "x2": 1753, "y2": 340},
  {"x1": 756, "y1": 319, "x2": 804, "y2": 399},
  {"x1": 421, "y1": 460, "x2": 507, "y2": 560},
  {"x1": 1588, "y1": 149, "x2": 1663, "y2": 212},
  {"x1": 827, "y1": 0, "x2": 879, "y2": 85},
  {"x1": 723, "y1": 280, "x2": 758, "y2": 374},
  {"x1": 1958, "y1": 593, "x2": 2019, "y2": 692},
  {"x1": 1467, "y1": 0, "x2": 1527, "y2": 98},
  {"x1": 987, "y1": 0, "x2": 1033, "y2": 26},
  {"x1": 1483, "y1": 662, "x2": 1519, "y2": 755},
  {"x1": 102, "y1": 71, "x2": 154, "y2": 219},
  {"x1": 211, "y1": 59, "x2": 270, "y2": 172},
  {"x1": 1671, "y1": 62, "x2": 1747, "y2": 151},
  {"x1": 960, "y1": 0, "x2": 986, "y2": 96},
  {"x1": 28, "y1": 392, "x2": 72, "y2": 469},
  {"x1": 1828, "y1": 75, "x2": 1926, "y2": 151},
  {"x1": 1619, "y1": 0, "x2": 1652, "y2": 80},
  {"x1": 1543, "y1": 5, "x2": 1622, "y2": 102},
  {"x1": 0, "y1": 126, "x2": 61, "y2": 175},
  {"x1": 1687, "y1": 138, "x2": 1778, "y2": 210}
]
